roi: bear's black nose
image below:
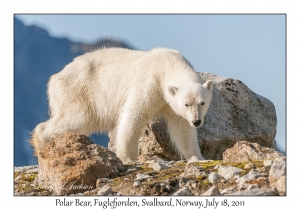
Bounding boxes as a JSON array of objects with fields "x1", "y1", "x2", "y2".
[{"x1": 192, "y1": 120, "x2": 201, "y2": 127}]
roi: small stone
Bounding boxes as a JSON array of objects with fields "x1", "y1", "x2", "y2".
[
  {"x1": 201, "y1": 186, "x2": 220, "y2": 196},
  {"x1": 133, "y1": 181, "x2": 141, "y2": 187},
  {"x1": 153, "y1": 162, "x2": 168, "y2": 171},
  {"x1": 116, "y1": 192, "x2": 122, "y2": 196},
  {"x1": 178, "y1": 177, "x2": 189, "y2": 188},
  {"x1": 220, "y1": 189, "x2": 228, "y2": 195},
  {"x1": 97, "y1": 185, "x2": 113, "y2": 196},
  {"x1": 208, "y1": 172, "x2": 221, "y2": 183},
  {"x1": 184, "y1": 163, "x2": 206, "y2": 178},
  {"x1": 124, "y1": 178, "x2": 129, "y2": 181},
  {"x1": 244, "y1": 163, "x2": 256, "y2": 169},
  {"x1": 263, "y1": 160, "x2": 273, "y2": 167},
  {"x1": 135, "y1": 173, "x2": 152, "y2": 181},
  {"x1": 218, "y1": 165, "x2": 243, "y2": 180},
  {"x1": 247, "y1": 184, "x2": 259, "y2": 190},
  {"x1": 126, "y1": 168, "x2": 137, "y2": 174},
  {"x1": 187, "y1": 156, "x2": 199, "y2": 164},
  {"x1": 173, "y1": 187, "x2": 193, "y2": 196},
  {"x1": 243, "y1": 169, "x2": 262, "y2": 180}
]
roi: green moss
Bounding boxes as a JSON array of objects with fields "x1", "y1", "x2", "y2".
[
  {"x1": 202, "y1": 179, "x2": 210, "y2": 185},
  {"x1": 194, "y1": 160, "x2": 223, "y2": 169},
  {"x1": 175, "y1": 161, "x2": 187, "y2": 167},
  {"x1": 196, "y1": 175, "x2": 206, "y2": 181}
]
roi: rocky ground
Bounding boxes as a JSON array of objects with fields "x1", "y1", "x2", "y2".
[{"x1": 14, "y1": 154, "x2": 286, "y2": 196}]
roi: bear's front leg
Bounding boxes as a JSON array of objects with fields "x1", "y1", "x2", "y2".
[{"x1": 165, "y1": 113, "x2": 205, "y2": 160}]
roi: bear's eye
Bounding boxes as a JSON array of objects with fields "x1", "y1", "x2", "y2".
[
  {"x1": 185, "y1": 104, "x2": 189, "y2": 107},
  {"x1": 201, "y1": 102, "x2": 205, "y2": 106}
]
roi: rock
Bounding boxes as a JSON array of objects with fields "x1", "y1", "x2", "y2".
[
  {"x1": 126, "y1": 166, "x2": 138, "y2": 174},
  {"x1": 37, "y1": 133, "x2": 125, "y2": 195},
  {"x1": 220, "y1": 186, "x2": 235, "y2": 195},
  {"x1": 201, "y1": 186, "x2": 220, "y2": 196},
  {"x1": 153, "y1": 162, "x2": 169, "y2": 171},
  {"x1": 227, "y1": 189, "x2": 277, "y2": 196},
  {"x1": 173, "y1": 187, "x2": 193, "y2": 196},
  {"x1": 269, "y1": 157, "x2": 286, "y2": 187},
  {"x1": 135, "y1": 173, "x2": 152, "y2": 181},
  {"x1": 275, "y1": 176, "x2": 286, "y2": 196},
  {"x1": 223, "y1": 141, "x2": 284, "y2": 163},
  {"x1": 243, "y1": 169, "x2": 262, "y2": 180},
  {"x1": 244, "y1": 163, "x2": 256, "y2": 169},
  {"x1": 187, "y1": 156, "x2": 199, "y2": 164},
  {"x1": 96, "y1": 178, "x2": 112, "y2": 188},
  {"x1": 133, "y1": 181, "x2": 141, "y2": 187},
  {"x1": 97, "y1": 184, "x2": 113, "y2": 196},
  {"x1": 108, "y1": 73, "x2": 277, "y2": 160},
  {"x1": 247, "y1": 184, "x2": 259, "y2": 190},
  {"x1": 263, "y1": 160, "x2": 273, "y2": 167},
  {"x1": 218, "y1": 165, "x2": 242, "y2": 180},
  {"x1": 178, "y1": 177, "x2": 189, "y2": 188},
  {"x1": 208, "y1": 172, "x2": 221, "y2": 183},
  {"x1": 184, "y1": 163, "x2": 207, "y2": 178},
  {"x1": 269, "y1": 157, "x2": 286, "y2": 195},
  {"x1": 235, "y1": 169, "x2": 262, "y2": 190}
]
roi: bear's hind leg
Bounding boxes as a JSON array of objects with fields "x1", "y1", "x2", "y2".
[{"x1": 114, "y1": 110, "x2": 148, "y2": 163}]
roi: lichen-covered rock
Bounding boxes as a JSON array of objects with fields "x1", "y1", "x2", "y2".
[
  {"x1": 223, "y1": 141, "x2": 284, "y2": 163},
  {"x1": 108, "y1": 73, "x2": 277, "y2": 161},
  {"x1": 38, "y1": 133, "x2": 125, "y2": 195}
]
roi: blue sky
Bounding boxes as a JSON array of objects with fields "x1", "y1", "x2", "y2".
[{"x1": 16, "y1": 14, "x2": 286, "y2": 153}]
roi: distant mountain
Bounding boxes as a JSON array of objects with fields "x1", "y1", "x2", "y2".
[{"x1": 14, "y1": 17, "x2": 135, "y2": 166}]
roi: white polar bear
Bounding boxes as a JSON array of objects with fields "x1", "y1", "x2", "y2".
[{"x1": 30, "y1": 47, "x2": 214, "y2": 163}]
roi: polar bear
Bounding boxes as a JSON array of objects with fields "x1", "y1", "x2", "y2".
[{"x1": 30, "y1": 47, "x2": 214, "y2": 163}]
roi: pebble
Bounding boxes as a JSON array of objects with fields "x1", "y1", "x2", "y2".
[
  {"x1": 201, "y1": 186, "x2": 220, "y2": 196},
  {"x1": 153, "y1": 162, "x2": 168, "y2": 171},
  {"x1": 133, "y1": 181, "x2": 141, "y2": 187},
  {"x1": 173, "y1": 187, "x2": 193, "y2": 196},
  {"x1": 218, "y1": 165, "x2": 243, "y2": 180},
  {"x1": 208, "y1": 172, "x2": 221, "y2": 183},
  {"x1": 244, "y1": 162, "x2": 256, "y2": 169},
  {"x1": 135, "y1": 173, "x2": 152, "y2": 181},
  {"x1": 246, "y1": 184, "x2": 259, "y2": 191},
  {"x1": 187, "y1": 156, "x2": 199, "y2": 164},
  {"x1": 97, "y1": 185, "x2": 113, "y2": 196}
]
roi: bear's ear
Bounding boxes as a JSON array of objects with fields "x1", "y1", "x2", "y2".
[
  {"x1": 168, "y1": 86, "x2": 178, "y2": 96},
  {"x1": 203, "y1": 80, "x2": 214, "y2": 92}
]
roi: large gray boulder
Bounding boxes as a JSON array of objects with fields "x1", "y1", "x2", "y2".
[{"x1": 108, "y1": 73, "x2": 277, "y2": 160}]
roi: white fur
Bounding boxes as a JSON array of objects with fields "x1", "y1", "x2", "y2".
[{"x1": 31, "y1": 47, "x2": 214, "y2": 163}]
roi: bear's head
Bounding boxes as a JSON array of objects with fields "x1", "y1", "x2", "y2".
[{"x1": 168, "y1": 80, "x2": 214, "y2": 128}]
